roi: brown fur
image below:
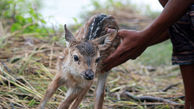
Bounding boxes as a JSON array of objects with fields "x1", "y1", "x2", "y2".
[
  {"x1": 38, "y1": 14, "x2": 120, "y2": 109},
  {"x1": 76, "y1": 41, "x2": 97, "y2": 57}
]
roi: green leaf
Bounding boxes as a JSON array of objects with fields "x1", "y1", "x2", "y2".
[
  {"x1": 72, "y1": 17, "x2": 78, "y2": 24},
  {"x1": 40, "y1": 19, "x2": 46, "y2": 24},
  {"x1": 91, "y1": 0, "x2": 101, "y2": 9},
  {"x1": 28, "y1": 99, "x2": 37, "y2": 107},
  {"x1": 27, "y1": 17, "x2": 33, "y2": 23},
  {"x1": 15, "y1": 15, "x2": 26, "y2": 24},
  {"x1": 11, "y1": 23, "x2": 22, "y2": 32}
]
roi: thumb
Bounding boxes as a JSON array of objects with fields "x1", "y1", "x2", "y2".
[{"x1": 117, "y1": 29, "x2": 130, "y2": 39}]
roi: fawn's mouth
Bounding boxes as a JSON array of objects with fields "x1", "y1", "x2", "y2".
[{"x1": 81, "y1": 69, "x2": 94, "y2": 80}]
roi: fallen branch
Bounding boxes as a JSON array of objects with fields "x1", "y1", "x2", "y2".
[{"x1": 122, "y1": 91, "x2": 179, "y2": 105}]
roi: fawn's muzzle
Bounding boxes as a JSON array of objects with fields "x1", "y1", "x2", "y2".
[{"x1": 83, "y1": 69, "x2": 94, "y2": 80}]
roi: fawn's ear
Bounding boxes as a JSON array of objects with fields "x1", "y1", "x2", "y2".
[
  {"x1": 92, "y1": 35, "x2": 106, "y2": 45},
  {"x1": 64, "y1": 24, "x2": 76, "y2": 44},
  {"x1": 92, "y1": 29, "x2": 117, "y2": 51}
]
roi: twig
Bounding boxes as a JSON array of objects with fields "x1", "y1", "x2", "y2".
[
  {"x1": 172, "y1": 96, "x2": 185, "y2": 100},
  {"x1": 10, "y1": 102, "x2": 15, "y2": 109},
  {"x1": 1, "y1": 61, "x2": 14, "y2": 74},
  {"x1": 0, "y1": 22, "x2": 5, "y2": 36},
  {"x1": 162, "y1": 83, "x2": 181, "y2": 92},
  {"x1": 111, "y1": 68, "x2": 128, "y2": 73},
  {"x1": 122, "y1": 91, "x2": 179, "y2": 105},
  {"x1": 11, "y1": 3, "x2": 16, "y2": 23},
  {"x1": 49, "y1": 42, "x2": 54, "y2": 67}
]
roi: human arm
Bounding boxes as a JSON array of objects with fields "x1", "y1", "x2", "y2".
[
  {"x1": 103, "y1": 29, "x2": 169, "y2": 71},
  {"x1": 142, "y1": 0, "x2": 192, "y2": 42},
  {"x1": 103, "y1": 0, "x2": 193, "y2": 71},
  {"x1": 142, "y1": 0, "x2": 170, "y2": 45}
]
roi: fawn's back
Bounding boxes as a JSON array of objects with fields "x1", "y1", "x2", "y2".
[{"x1": 75, "y1": 14, "x2": 120, "y2": 73}]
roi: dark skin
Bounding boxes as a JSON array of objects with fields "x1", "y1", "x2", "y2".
[
  {"x1": 180, "y1": 64, "x2": 194, "y2": 109},
  {"x1": 103, "y1": 0, "x2": 194, "y2": 109}
]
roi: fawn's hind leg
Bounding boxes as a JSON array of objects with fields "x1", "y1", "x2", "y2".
[
  {"x1": 70, "y1": 81, "x2": 93, "y2": 109},
  {"x1": 94, "y1": 72, "x2": 109, "y2": 109},
  {"x1": 39, "y1": 74, "x2": 65, "y2": 109}
]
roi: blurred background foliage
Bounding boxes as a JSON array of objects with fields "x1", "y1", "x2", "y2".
[
  {"x1": 0, "y1": 0, "x2": 172, "y2": 65},
  {"x1": 0, "y1": 0, "x2": 55, "y2": 38}
]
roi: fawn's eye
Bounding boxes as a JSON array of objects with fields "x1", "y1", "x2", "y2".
[
  {"x1": 73, "y1": 55, "x2": 79, "y2": 61},
  {"x1": 95, "y1": 57, "x2": 101, "y2": 63}
]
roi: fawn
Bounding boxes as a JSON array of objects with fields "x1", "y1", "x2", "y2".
[{"x1": 38, "y1": 14, "x2": 120, "y2": 109}]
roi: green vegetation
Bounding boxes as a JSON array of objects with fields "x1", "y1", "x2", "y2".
[
  {"x1": 137, "y1": 40, "x2": 172, "y2": 66},
  {"x1": 144, "y1": 4, "x2": 161, "y2": 19},
  {"x1": 80, "y1": 0, "x2": 136, "y2": 20},
  {"x1": 0, "y1": 0, "x2": 65, "y2": 49},
  {"x1": 0, "y1": 0, "x2": 55, "y2": 38},
  {"x1": 80, "y1": 0, "x2": 160, "y2": 20}
]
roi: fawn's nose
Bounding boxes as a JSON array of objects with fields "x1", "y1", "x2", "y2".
[{"x1": 83, "y1": 69, "x2": 94, "y2": 80}]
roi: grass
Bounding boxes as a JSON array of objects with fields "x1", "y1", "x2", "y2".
[
  {"x1": 0, "y1": 34, "x2": 184, "y2": 109},
  {"x1": 136, "y1": 40, "x2": 172, "y2": 66}
]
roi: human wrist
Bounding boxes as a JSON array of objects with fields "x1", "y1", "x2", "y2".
[
  {"x1": 140, "y1": 26, "x2": 170, "y2": 47},
  {"x1": 138, "y1": 27, "x2": 155, "y2": 46}
]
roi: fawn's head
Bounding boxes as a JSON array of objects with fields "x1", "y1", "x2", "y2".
[{"x1": 64, "y1": 25, "x2": 108, "y2": 80}]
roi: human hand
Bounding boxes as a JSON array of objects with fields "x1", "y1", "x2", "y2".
[{"x1": 102, "y1": 29, "x2": 149, "y2": 72}]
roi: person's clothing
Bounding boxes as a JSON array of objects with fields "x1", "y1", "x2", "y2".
[{"x1": 169, "y1": 4, "x2": 194, "y2": 65}]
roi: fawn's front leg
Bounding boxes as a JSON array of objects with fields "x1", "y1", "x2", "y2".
[
  {"x1": 39, "y1": 74, "x2": 65, "y2": 109},
  {"x1": 70, "y1": 81, "x2": 93, "y2": 109},
  {"x1": 57, "y1": 87, "x2": 83, "y2": 109},
  {"x1": 94, "y1": 72, "x2": 109, "y2": 109}
]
